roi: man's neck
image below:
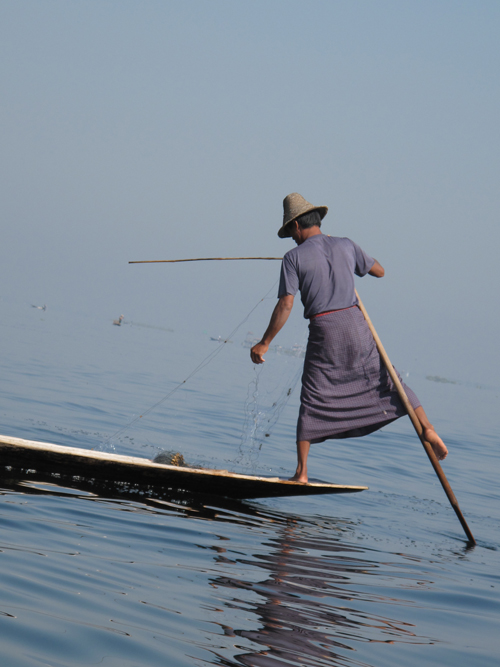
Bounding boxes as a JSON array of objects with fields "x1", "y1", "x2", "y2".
[{"x1": 297, "y1": 226, "x2": 322, "y2": 245}]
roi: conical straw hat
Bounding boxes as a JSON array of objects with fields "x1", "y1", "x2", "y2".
[{"x1": 278, "y1": 193, "x2": 328, "y2": 238}]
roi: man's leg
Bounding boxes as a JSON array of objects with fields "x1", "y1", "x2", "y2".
[
  {"x1": 414, "y1": 406, "x2": 448, "y2": 460},
  {"x1": 290, "y1": 440, "x2": 310, "y2": 483}
]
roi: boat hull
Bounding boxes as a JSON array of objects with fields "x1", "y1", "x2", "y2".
[{"x1": 0, "y1": 435, "x2": 368, "y2": 499}]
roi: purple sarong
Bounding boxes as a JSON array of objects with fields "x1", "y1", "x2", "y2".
[{"x1": 297, "y1": 306, "x2": 420, "y2": 443}]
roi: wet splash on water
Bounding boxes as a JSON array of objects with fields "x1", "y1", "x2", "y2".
[{"x1": 237, "y1": 334, "x2": 306, "y2": 473}]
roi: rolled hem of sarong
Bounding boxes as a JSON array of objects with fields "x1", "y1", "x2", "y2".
[{"x1": 307, "y1": 418, "x2": 399, "y2": 444}]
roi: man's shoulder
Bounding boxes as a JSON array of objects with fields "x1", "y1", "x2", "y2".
[
  {"x1": 282, "y1": 245, "x2": 300, "y2": 262},
  {"x1": 282, "y1": 236, "x2": 356, "y2": 262},
  {"x1": 304, "y1": 235, "x2": 356, "y2": 252},
  {"x1": 324, "y1": 236, "x2": 359, "y2": 253},
  {"x1": 325, "y1": 235, "x2": 354, "y2": 245}
]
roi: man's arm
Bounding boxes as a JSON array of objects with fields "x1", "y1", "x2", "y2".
[
  {"x1": 368, "y1": 260, "x2": 385, "y2": 277},
  {"x1": 250, "y1": 294, "x2": 294, "y2": 364}
]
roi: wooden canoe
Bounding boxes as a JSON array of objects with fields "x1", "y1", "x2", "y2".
[{"x1": 0, "y1": 434, "x2": 367, "y2": 499}]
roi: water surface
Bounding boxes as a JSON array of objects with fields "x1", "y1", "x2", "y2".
[{"x1": 0, "y1": 301, "x2": 498, "y2": 666}]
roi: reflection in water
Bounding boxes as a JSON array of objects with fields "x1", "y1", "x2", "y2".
[
  {"x1": 1, "y1": 473, "x2": 439, "y2": 667},
  {"x1": 206, "y1": 519, "x2": 434, "y2": 667}
]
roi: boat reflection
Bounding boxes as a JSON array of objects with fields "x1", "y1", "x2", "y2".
[
  {"x1": 1, "y1": 470, "x2": 439, "y2": 666},
  {"x1": 205, "y1": 518, "x2": 434, "y2": 666}
]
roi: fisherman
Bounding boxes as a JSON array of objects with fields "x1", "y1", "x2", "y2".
[{"x1": 250, "y1": 193, "x2": 448, "y2": 483}]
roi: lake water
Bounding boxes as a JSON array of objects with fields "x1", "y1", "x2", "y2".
[{"x1": 0, "y1": 299, "x2": 499, "y2": 666}]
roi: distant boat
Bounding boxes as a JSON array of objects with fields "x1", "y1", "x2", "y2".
[
  {"x1": 210, "y1": 336, "x2": 233, "y2": 343},
  {"x1": 113, "y1": 315, "x2": 124, "y2": 326}
]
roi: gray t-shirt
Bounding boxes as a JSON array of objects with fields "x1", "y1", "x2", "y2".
[{"x1": 278, "y1": 235, "x2": 375, "y2": 319}]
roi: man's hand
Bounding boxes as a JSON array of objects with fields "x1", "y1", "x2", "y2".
[{"x1": 250, "y1": 342, "x2": 268, "y2": 364}]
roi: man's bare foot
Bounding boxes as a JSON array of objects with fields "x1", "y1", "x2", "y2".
[
  {"x1": 423, "y1": 427, "x2": 448, "y2": 461},
  {"x1": 289, "y1": 473, "x2": 308, "y2": 483}
]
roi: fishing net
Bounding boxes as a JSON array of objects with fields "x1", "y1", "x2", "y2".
[
  {"x1": 236, "y1": 328, "x2": 307, "y2": 472},
  {"x1": 152, "y1": 451, "x2": 187, "y2": 467}
]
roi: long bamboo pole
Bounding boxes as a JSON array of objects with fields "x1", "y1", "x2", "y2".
[
  {"x1": 355, "y1": 290, "x2": 475, "y2": 544},
  {"x1": 129, "y1": 257, "x2": 283, "y2": 264}
]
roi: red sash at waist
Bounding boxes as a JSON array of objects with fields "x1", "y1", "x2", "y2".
[{"x1": 309, "y1": 305, "x2": 357, "y2": 321}]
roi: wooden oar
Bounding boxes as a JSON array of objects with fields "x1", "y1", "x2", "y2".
[{"x1": 355, "y1": 289, "x2": 475, "y2": 544}]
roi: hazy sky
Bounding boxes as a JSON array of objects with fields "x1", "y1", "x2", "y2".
[{"x1": 1, "y1": 1, "x2": 499, "y2": 383}]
